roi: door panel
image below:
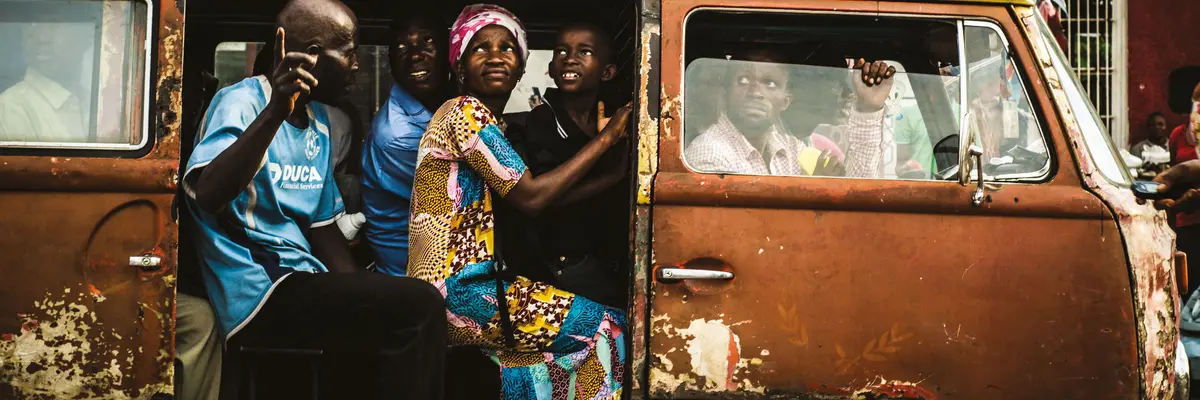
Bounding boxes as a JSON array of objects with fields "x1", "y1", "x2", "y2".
[
  {"x1": 648, "y1": 202, "x2": 1136, "y2": 398},
  {"x1": 0, "y1": 191, "x2": 176, "y2": 398},
  {"x1": 0, "y1": 0, "x2": 183, "y2": 397}
]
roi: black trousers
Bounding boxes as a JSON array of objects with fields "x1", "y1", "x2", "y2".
[
  {"x1": 228, "y1": 272, "x2": 446, "y2": 400},
  {"x1": 1179, "y1": 224, "x2": 1200, "y2": 296}
]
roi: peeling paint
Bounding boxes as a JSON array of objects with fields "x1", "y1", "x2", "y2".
[
  {"x1": 650, "y1": 317, "x2": 768, "y2": 395},
  {"x1": 681, "y1": 318, "x2": 740, "y2": 391},
  {"x1": 1, "y1": 290, "x2": 132, "y2": 399},
  {"x1": 636, "y1": 23, "x2": 662, "y2": 205},
  {"x1": 850, "y1": 376, "x2": 936, "y2": 400}
]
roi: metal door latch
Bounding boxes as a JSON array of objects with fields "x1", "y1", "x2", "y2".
[
  {"x1": 129, "y1": 255, "x2": 162, "y2": 271},
  {"x1": 656, "y1": 267, "x2": 734, "y2": 283}
]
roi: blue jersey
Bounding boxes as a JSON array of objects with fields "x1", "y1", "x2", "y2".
[{"x1": 183, "y1": 76, "x2": 344, "y2": 338}]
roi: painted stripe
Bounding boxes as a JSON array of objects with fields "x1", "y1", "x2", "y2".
[{"x1": 181, "y1": 161, "x2": 211, "y2": 200}]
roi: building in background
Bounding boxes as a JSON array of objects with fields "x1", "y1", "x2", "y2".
[
  {"x1": 1124, "y1": 0, "x2": 1200, "y2": 146},
  {"x1": 1057, "y1": 0, "x2": 1129, "y2": 149}
]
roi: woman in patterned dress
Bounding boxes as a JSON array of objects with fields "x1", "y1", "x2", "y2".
[{"x1": 406, "y1": 5, "x2": 634, "y2": 400}]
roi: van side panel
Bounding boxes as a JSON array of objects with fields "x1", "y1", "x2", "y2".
[{"x1": 0, "y1": 0, "x2": 185, "y2": 397}]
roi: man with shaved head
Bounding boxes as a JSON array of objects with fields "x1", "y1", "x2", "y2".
[{"x1": 183, "y1": 1, "x2": 445, "y2": 397}]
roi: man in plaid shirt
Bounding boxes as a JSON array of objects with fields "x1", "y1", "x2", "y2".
[{"x1": 685, "y1": 49, "x2": 897, "y2": 178}]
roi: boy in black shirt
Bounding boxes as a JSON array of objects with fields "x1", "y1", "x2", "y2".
[{"x1": 506, "y1": 22, "x2": 630, "y2": 308}]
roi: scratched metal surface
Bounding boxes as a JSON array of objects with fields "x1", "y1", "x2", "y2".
[
  {"x1": 637, "y1": 0, "x2": 1142, "y2": 398},
  {"x1": 0, "y1": 0, "x2": 184, "y2": 398},
  {"x1": 1014, "y1": 7, "x2": 1182, "y2": 399}
]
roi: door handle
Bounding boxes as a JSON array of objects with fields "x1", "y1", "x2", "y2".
[
  {"x1": 656, "y1": 267, "x2": 734, "y2": 283},
  {"x1": 129, "y1": 254, "x2": 162, "y2": 271},
  {"x1": 968, "y1": 144, "x2": 987, "y2": 207}
]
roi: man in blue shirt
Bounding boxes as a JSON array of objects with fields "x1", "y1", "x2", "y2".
[
  {"x1": 183, "y1": 1, "x2": 445, "y2": 398},
  {"x1": 361, "y1": 13, "x2": 453, "y2": 275}
]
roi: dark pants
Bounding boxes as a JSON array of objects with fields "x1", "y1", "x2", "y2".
[
  {"x1": 228, "y1": 272, "x2": 446, "y2": 400},
  {"x1": 1179, "y1": 225, "x2": 1200, "y2": 296}
]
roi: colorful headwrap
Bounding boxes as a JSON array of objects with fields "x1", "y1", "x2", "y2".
[{"x1": 449, "y1": 4, "x2": 528, "y2": 70}]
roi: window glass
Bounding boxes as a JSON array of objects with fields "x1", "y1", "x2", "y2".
[
  {"x1": 682, "y1": 11, "x2": 964, "y2": 180},
  {"x1": 0, "y1": 0, "x2": 149, "y2": 149},
  {"x1": 505, "y1": 49, "x2": 557, "y2": 114},
  {"x1": 213, "y1": 42, "x2": 392, "y2": 122},
  {"x1": 963, "y1": 24, "x2": 1050, "y2": 179}
]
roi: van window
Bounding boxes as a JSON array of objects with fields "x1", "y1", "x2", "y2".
[
  {"x1": 963, "y1": 22, "x2": 1050, "y2": 179},
  {"x1": 681, "y1": 10, "x2": 1052, "y2": 182},
  {"x1": 0, "y1": 0, "x2": 149, "y2": 150}
]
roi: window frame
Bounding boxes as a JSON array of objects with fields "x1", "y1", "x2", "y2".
[
  {"x1": 0, "y1": 0, "x2": 154, "y2": 153},
  {"x1": 677, "y1": 7, "x2": 1056, "y2": 184},
  {"x1": 962, "y1": 19, "x2": 1053, "y2": 183}
]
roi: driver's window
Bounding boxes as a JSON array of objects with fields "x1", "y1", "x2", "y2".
[{"x1": 963, "y1": 23, "x2": 1050, "y2": 179}]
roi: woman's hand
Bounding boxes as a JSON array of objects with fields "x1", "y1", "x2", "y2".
[{"x1": 1153, "y1": 160, "x2": 1200, "y2": 212}]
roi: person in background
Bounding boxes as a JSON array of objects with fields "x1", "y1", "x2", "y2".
[
  {"x1": 361, "y1": 12, "x2": 453, "y2": 276},
  {"x1": 183, "y1": 1, "x2": 445, "y2": 397},
  {"x1": 511, "y1": 22, "x2": 630, "y2": 308},
  {"x1": 894, "y1": 104, "x2": 937, "y2": 178},
  {"x1": 1167, "y1": 82, "x2": 1200, "y2": 295},
  {"x1": 1133, "y1": 112, "x2": 1171, "y2": 159},
  {"x1": 1131, "y1": 112, "x2": 1171, "y2": 176},
  {"x1": 0, "y1": 22, "x2": 94, "y2": 142},
  {"x1": 1038, "y1": 0, "x2": 1068, "y2": 52},
  {"x1": 407, "y1": 5, "x2": 632, "y2": 398}
]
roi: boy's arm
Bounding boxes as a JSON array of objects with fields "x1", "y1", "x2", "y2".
[{"x1": 550, "y1": 139, "x2": 630, "y2": 207}]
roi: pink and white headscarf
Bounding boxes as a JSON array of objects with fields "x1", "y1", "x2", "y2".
[{"x1": 449, "y1": 4, "x2": 528, "y2": 70}]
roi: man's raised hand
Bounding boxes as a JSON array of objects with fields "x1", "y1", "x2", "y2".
[{"x1": 268, "y1": 27, "x2": 319, "y2": 117}]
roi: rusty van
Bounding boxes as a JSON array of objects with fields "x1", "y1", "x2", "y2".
[{"x1": 0, "y1": 0, "x2": 1189, "y2": 399}]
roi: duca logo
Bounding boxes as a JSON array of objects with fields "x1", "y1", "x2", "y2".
[{"x1": 268, "y1": 162, "x2": 323, "y2": 189}]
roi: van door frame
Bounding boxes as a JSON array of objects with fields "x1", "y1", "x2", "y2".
[{"x1": 0, "y1": 0, "x2": 185, "y2": 397}]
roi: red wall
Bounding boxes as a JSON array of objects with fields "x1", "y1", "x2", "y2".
[{"x1": 1127, "y1": 0, "x2": 1200, "y2": 145}]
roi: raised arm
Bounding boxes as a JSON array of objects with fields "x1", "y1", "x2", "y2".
[
  {"x1": 190, "y1": 29, "x2": 319, "y2": 213},
  {"x1": 841, "y1": 59, "x2": 896, "y2": 178},
  {"x1": 503, "y1": 104, "x2": 632, "y2": 215}
]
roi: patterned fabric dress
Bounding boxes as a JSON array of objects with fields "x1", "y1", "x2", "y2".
[{"x1": 408, "y1": 96, "x2": 626, "y2": 400}]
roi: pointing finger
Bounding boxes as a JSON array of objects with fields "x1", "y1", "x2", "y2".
[{"x1": 276, "y1": 27, "x2": 286, "y2": 65}]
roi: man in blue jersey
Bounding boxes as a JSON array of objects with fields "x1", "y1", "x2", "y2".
[
  {"x1": 182, "y1": 1, "x2": 445, "y2": 398},
  {"x1": 361, "y1": 12, "x2": 452, "y2": 276}
]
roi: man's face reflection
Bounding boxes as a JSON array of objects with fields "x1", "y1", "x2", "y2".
[{"x1": 23, "y1": 22, "x2": 92, "y2": 88}]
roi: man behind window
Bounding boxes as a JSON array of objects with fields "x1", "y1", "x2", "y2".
[
  {"x1": 0, "y1": 22, "x2": 93, "y2": 142},
  {"x1": 685, "y1": 48, "x2": 898, "y2": 178}
]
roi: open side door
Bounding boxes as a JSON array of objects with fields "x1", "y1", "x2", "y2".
[{"x1": 0, "y1": 0, "x2": 184, "y2": 397}]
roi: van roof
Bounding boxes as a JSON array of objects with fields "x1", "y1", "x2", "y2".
[
  {"x1": 914, "y1": 0, "x2": 1036, "y2": 5},
  {"x1": 191, "y1": 0, "x2": 1036, "y2": 18}
]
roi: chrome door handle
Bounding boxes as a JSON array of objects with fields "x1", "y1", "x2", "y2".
[
  {"x1": 130, "y1": 255, "x2": 162, "y2": 271},
  {"x1": 968, "y1": 144, "x2": 987, "y2": 207},
  {"x1": 656, "y1": 267, "x2": 734, "y2": 283}
]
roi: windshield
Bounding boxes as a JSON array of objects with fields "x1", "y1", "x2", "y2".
[{"x1": 1028, "y1": 12, "x2": 1131, "y2": 186}]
